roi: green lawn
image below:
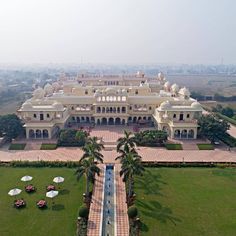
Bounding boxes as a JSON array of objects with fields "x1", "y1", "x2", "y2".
[
  {"x1": 165, "y1": 143, "x2": 183, "y2": 150},
  {"x1": 0, "y1": 167, "x2": 85, "y2": 236},
  {"x1": 197, "y1": 143, "x2": 214, "y2": 150},
  {"x1": 135, "y1": 168, "x2": 236, "y2": 236},
  {"x1": 9, "y1": 143, "x2": 26, "y2": 150},
  {"x1": 40, "y1": 144, "x2": 57, "y2": 150}
]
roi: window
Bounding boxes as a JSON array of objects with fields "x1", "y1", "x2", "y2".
[
  {"x1": 149, "y1": 106, "x2": 152, "y2": 110},
  {"x1": 33, "y1": 114, "x2": 37, "y2": 118},
  {"x1": 85, "y1": 90, "x2": 88, "y2": 95},
  {"x1": 130, "y1": 106, "x2": 132, "y2": 110},
  {"x1": 47, "y1": 114, "x2": 50, "y2": 118},
  {"x1": 135, "y1": 90, "x2": 138, "y2": 95},
  {"x1": 71, "y1": 106, "x2": 74, "y2": 110},
  {"x1": 187, "y1": 114, "x2": 190, "y2": 118},
  {"x1": 173, "y1": 114, "x2": 176, "y2": 119}
]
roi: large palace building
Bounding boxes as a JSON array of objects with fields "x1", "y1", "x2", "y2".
[{"x1": 17, "y1": 72, "x2": 203, "y2": 140}]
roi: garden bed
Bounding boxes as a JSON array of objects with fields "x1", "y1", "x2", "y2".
[
  {"x1": 9, "y1": 143, "x2": 26, "y2": 150},
  {"x1": 165, "y1": 143, "x2": 183, "y2": 150},
  {"x1": 197, "y1": 143, "x2": 214, "y2": 150},
  {"x1": 40, "y1": 143, "x2": 57, "y2": 150}
]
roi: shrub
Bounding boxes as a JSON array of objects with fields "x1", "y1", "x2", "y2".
[
  {"x1": 134, "y1": 130, "x2": 167, "y2": 147},
  {"x1": 78, "y1": 205, "x2": 89, "y2": 218},
  {"x1": 57, "y1": 129, "x2": 88, "y2": 147},
  {"x1": 128, "y1": 206, "x2": 138, "y2": 219}
]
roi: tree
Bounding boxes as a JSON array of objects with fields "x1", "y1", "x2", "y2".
[
  {"x1": 117, "y1": 130, "x2": 136, "y2": 153},
  {"x1": 81, "y1": 137, "x2": 104, "y2": 163},
  {"x1": 221, "y1": 107, "x2": 234, "y2": 118},
  {"x1": 0, "y1": 114, "x2": 24, "y2": 139},
  {"x1": 120, "y1": 152, "x2": 144, "y2": 202},
  {"x1": 75, "y1": 157, "x2": 100, "y2": 207},
  {"x1": 198, "y1": 115, "x2": 230, "y2": 143}
]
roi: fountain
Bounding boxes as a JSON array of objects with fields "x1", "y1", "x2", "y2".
[{"x1": 101, "y1": 164, "x2": 115, "y2": 236}]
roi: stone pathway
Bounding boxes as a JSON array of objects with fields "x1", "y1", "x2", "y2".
[
  {"x1": 115, "y1": 164, "x2": 129, "y2": 236},
  {"x1": 87, "y1": 165, "x2": 105, "y2": 236}
]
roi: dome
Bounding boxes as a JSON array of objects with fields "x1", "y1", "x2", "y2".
[
  {"x1": 105, "y1": 87, "x2": 116, "y2": 95},
  {"x1": 179, "y1": 87, "x2": 190, "y2": 97},
  {"x1": 52, "y1": 82, "x2": 60, "y2": 91},
  {"x1": 53, "y1": 102, "x2": 64, "y2": 110},
  {"x1": 191, "y1": 101, "x2": 201, "y2": 109},
  {"x1": 158, "y1": 72, "x2": 165, "y2": 81},
  {"x1": 171, "y1": 83, "x2": 179, "y2": 93},
  {"x1": 159, "y1": 101, "x2": 172, "y2": 110},
  {"x1": 22, "y1": 100, "x2": 32, "y2": 110},
  {"x1": 33, "y1": 87, "x2": 45, "y2": 99},
  {"x1": 44, "y1": 83, "x2": 53, "y2": 95},
  {"x1": 164, "y1": 81, "x2": 171, "y2": 90}
]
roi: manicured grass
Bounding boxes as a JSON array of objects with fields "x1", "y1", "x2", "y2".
[
  {"x1": 40, "y1": 144, "x2": 57, "y2": 150},
  {"x1": 0, "y1": 167, "x2": 85, "y2": 236},
  {"x1": 134, "y1": 168, "x2": 236, "y2": 236},
  {"x1": 165, "y1": 143, "x2": 183, "y2": 150},
  {"x1": 197, "y1": 143, "x2": 214, "y2": 150},
  {"x1": 9, "y1": 143, "x2": 26, "y2": 150}
]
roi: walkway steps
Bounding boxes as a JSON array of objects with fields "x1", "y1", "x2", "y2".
[{"x1": 87, "y1": 165, "x2": 105, "y2": 236}]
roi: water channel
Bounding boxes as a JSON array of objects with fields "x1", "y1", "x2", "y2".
[{"x1": 101, "y1": 164, "x2": 115, "y2": 236}]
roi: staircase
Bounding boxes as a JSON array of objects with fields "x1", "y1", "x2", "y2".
[{"x1": 103, "y1": 140, "x2": 117, "y2": 151}]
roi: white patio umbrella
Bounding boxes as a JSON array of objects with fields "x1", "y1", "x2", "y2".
[
  {"x1": 53, "y1": 176, "x2": 64, "y2": 190},
  {"x1": 53, "y1": 176, "x2": 64, "y2": 184},
  {"x1": 8, "y1": 188, "x2": 22, "y2": 197},
  {"x1": 46, "y1": 190, "x2": 59, "y2": 207},
  {"x1": 21, "y1": 175, "x2": 33, "y2": 182}
]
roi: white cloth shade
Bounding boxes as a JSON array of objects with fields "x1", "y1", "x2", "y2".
[
  {"x1": 46, "y1": 190, "x2": 59, "y2": 199},
  {"x1": 21, "y1": 175, "x2": 33, "y2": 182},
  {"x1": 8, "y1": 188, "x2": 22, "y2": 196},
  {"x1": 53, "y1": 176, "x2": 64, "y2": 184}
]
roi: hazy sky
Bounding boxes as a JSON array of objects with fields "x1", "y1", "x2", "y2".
[{"x1": 0, "y1": 0, "x2": 236, "y2": 64}]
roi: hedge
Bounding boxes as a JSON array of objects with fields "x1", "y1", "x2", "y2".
[
  {"x1": 8, "y1": 143, "x2": 26, "y2": 150},
  {"x1": 40, "y1": 144, "x2": 57, "y2": 150},
  {"x1": 3, "y1": 160, "x2": 80, "y2": 168}
]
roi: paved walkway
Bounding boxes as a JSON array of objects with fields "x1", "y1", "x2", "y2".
[
  {"x1": 1, "y1": 148, "x2": 235, "y2": 163},
  {"x1": 115, "y1": 164, "x2": 129, "y2": 236},
  {"x1": 87, "y1": 165, "x2": 105, "y2": 236},
  {"x1": 228, "y1": 124, "x2": 236, "y2": 138}
]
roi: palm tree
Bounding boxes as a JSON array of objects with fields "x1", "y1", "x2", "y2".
[
  {"x1": 117, "y1": 130, "x2": 136, "y2": 153},
  {"x1": 81, "y1": 137, "x2": 104, "y2": 163},
  {"x1": 75, "y1": 157, "x2": 100, "y2": 206},
  {"x1": 120, "y1": 151, "x2": 144, "y2": 205}
]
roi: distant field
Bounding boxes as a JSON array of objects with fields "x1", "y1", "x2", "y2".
[
  {"x1": 201, "y1": 101, "x2": 236, "y2": 111},
  {"x1": 168, "y1": 75, "x2": 236, "y2": 96},
  {"x1": 0, "y1": 100, "x2": 22, "y2": 115}
]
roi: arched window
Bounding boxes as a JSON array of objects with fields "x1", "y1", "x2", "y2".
[
  {"x1": 85, "y1": 90, "x2": 88, "y2": 95},
  {"x1": 187, "y1": 114, "x2": 190, "y2": 118},
  {"x1": 173, "y1": 114, "x2": 176, "y2": 119}
]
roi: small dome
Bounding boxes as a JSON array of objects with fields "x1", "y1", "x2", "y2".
[
  {"x1": 191, "y1": 101, "x2": 201, "y2": 109},
  {"x1": 22, "y1": 100, "x2": 32, "y2": 109},
  {"x1": 171, "y1": 83, "x2": 179, "y2": 93},
  {"x1": 164, "y1": 81, "x2": 171, "y2": 89},
  {"x1": 33, "y1": 87, "x2": 45, "y2": 99},
  {"x1": 158, "y1": 72, "x2": 165, "y2": 81},
  {"x1": 53, "y1": 102, "x2": 64, "y2": 110},
  {"x1": 44, "y1": 83, "x2": 53, "y2": 95},
  {"x1": 179, "y1": 87, "x2": 190, "y2": 97},
  {"x1": 52, "y1": 82, "x2": 60, "y2": 91},
  {"x1": 159, "y1": 101, "x2": 171, "y2": 110}
]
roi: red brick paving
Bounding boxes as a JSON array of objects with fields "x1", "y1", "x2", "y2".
[
  {"x1": 87, "y1": 165, "x2": 105, "y2": 236},
  {"x1": 115, "y1": 164, "x2": 129, "y2": 236}
]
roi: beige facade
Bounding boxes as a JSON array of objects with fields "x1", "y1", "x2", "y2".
[{"x1": 17, "y1": 72, "x2": 203, "y2": 139}]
